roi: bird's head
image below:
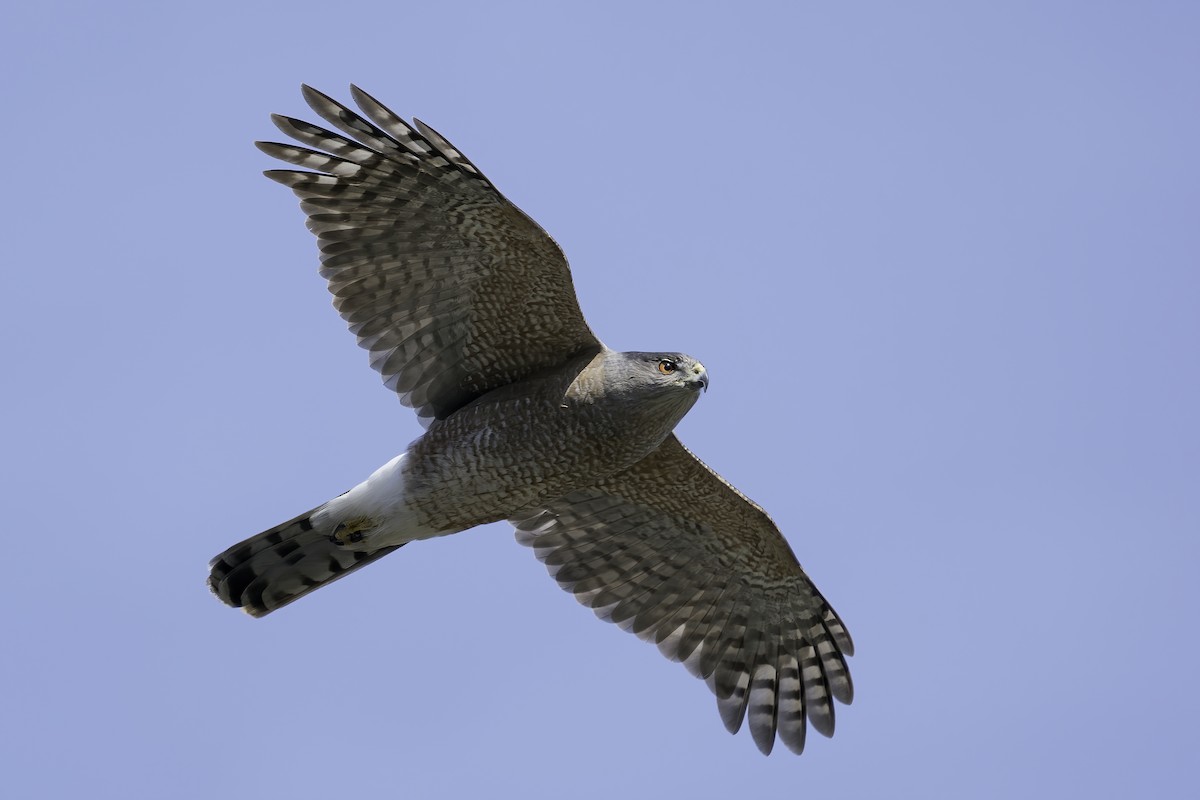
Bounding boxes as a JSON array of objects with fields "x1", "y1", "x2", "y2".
[
  {"x1": 605, "y1": 351, "x2": 709, "y2": 404},
  {"x1": 639, "y1": 352, "x2": 708, "y2": 393}
]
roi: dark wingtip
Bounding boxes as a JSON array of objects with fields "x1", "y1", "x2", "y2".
[
  {"x1": 300, "y1": 84, "x2": 337, "y2": 113},
  {"x1": 809, "y1": 703, "x2": 836, "y2": 738},
  {"x1": 348, "y1": 84, "x2": 381, "y2": 110}
]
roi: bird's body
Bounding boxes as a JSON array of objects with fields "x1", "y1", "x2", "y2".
[
  {"x1": 327, "y1": 349, "x2": 707, "y2": 548},
  {"x1": 209, "y1": 86, "x2": 853, "y2": 755},
  {"x1": 405, "y1": 350, "x2": 705, "y2": 527}
]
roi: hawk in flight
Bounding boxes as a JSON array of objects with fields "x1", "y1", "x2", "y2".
[{"x1": 209, "y1": 86, "x2": 853, "y2": 755}]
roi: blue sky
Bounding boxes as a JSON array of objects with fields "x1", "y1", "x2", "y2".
[{"x1": 3, "y1": 1, "x2": 1197, "y2": 797}]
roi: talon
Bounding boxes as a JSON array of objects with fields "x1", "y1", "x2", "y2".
[{"x1": 330, "y1": 518, "x2": 373, "y2": 546}]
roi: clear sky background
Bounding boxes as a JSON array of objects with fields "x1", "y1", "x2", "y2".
[{"x1": 2, "y1": 1, "x2": 1197, "y2": 797}]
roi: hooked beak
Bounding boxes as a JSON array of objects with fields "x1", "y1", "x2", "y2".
[{"x1": 688, "y1": 362, "x2": 709, "y2": 392}]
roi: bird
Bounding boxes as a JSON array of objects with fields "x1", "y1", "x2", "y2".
[{"x1": 208, "y1": 85, "x2": 853, "y2": 755}]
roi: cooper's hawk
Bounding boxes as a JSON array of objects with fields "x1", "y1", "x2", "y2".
[{"x1": 208, "y1": 85, "x2": 853, "y2": 755}]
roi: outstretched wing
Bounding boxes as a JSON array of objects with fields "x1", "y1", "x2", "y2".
[
  {"x1": 258, "y1": 85, "x2": 603, "y2": 425},
  {"x1": 511, "y1": 435, "x2": 853, "y2": 755}
]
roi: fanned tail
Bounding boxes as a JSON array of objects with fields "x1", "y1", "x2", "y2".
[{"x1": 208, "y1": 505, "x2": 402, "y2": 617}]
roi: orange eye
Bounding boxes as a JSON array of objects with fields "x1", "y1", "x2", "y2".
[{"x1": 657, "y1": 359, "x2": 677, "y2": 375}]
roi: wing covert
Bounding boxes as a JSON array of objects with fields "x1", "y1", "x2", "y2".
[{"x1": 259, "y1": 85, "x2": 603, "y2": 425}]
